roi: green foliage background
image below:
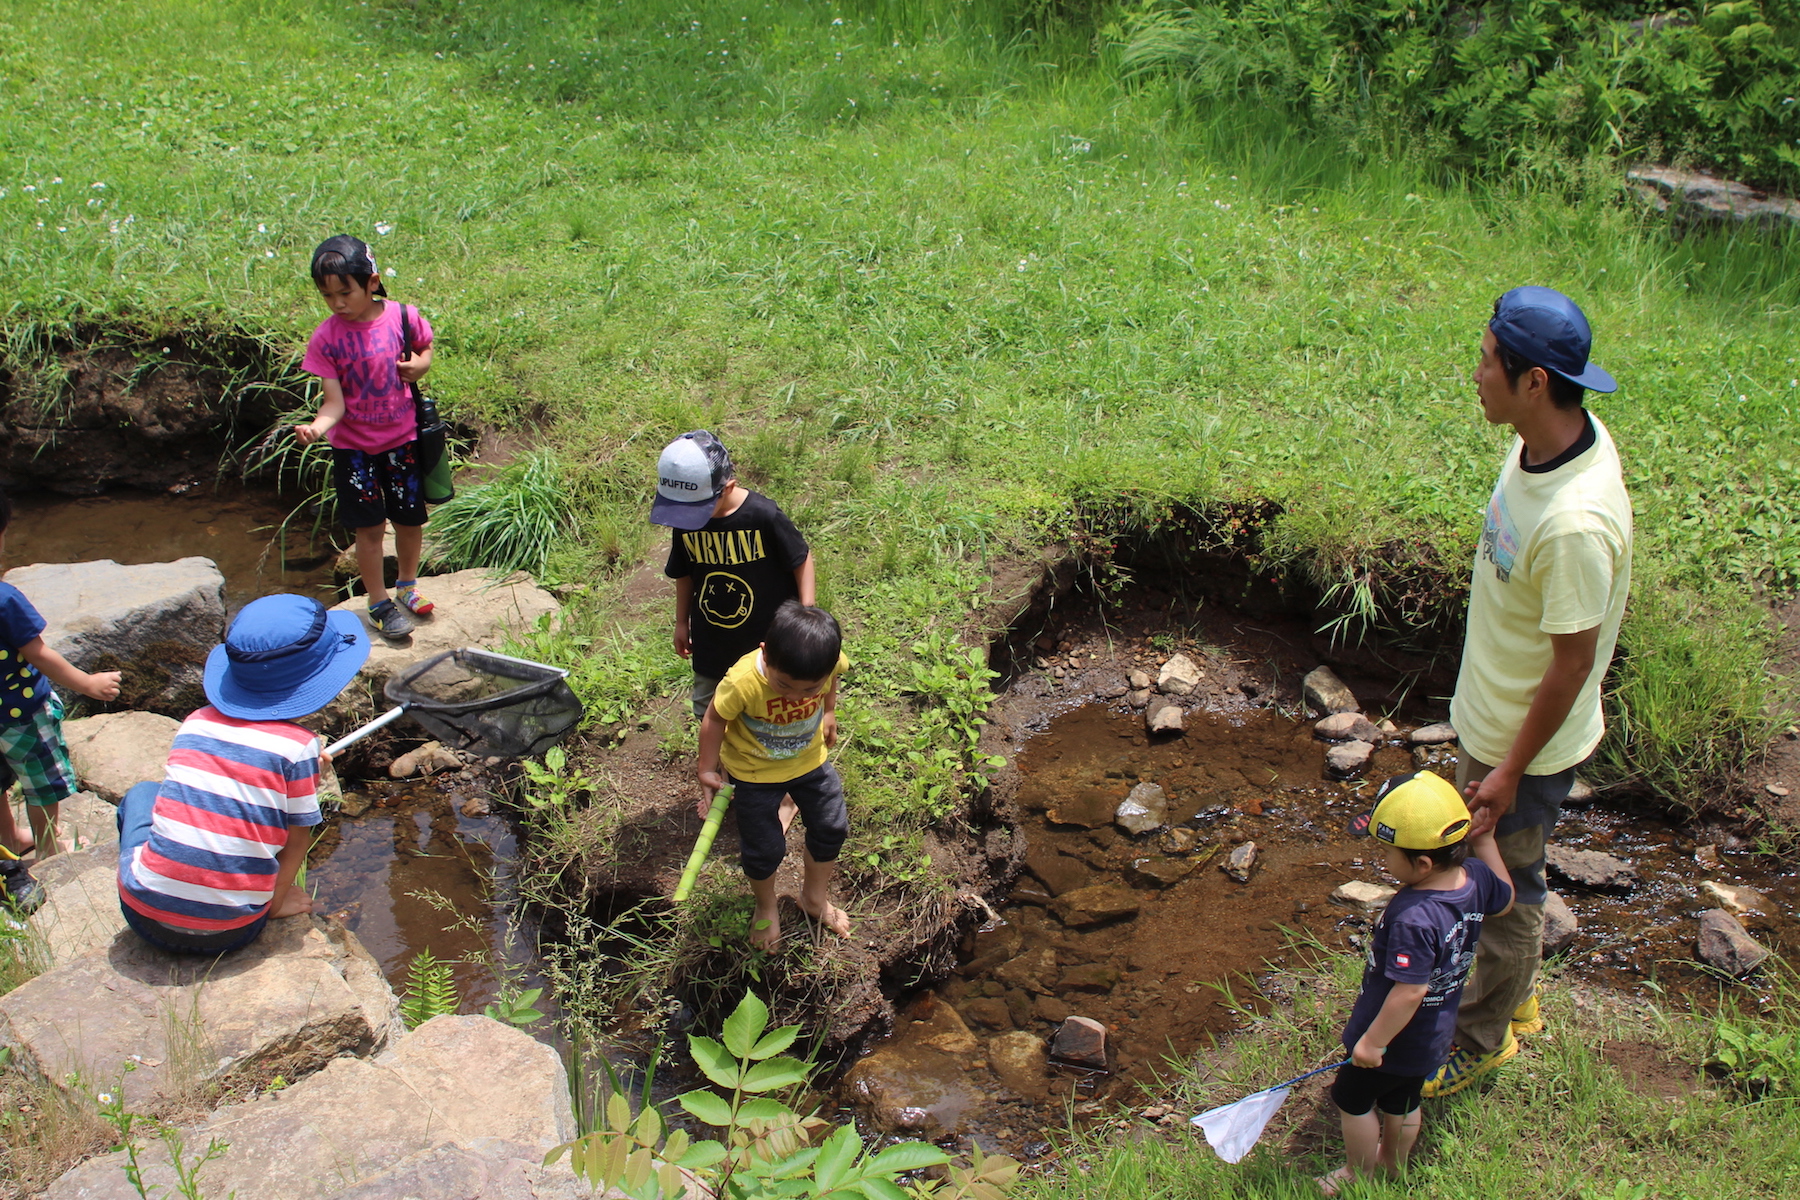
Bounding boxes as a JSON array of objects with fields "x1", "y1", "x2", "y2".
[{"x1": 1121, "y1": 0, "x2": 1800, "y2": 191}]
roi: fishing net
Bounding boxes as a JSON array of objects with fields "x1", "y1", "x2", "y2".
[{"x1": 383, "y1": 649, "x2": 584, "y2": 759}]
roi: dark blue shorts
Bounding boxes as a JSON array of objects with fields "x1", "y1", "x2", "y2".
[
  {"x1": 333, "y1": 441, "x2": 427, "y2": 530},
  {"x1": 729, "y1": 762, "x2": 849, "y2": 882}
]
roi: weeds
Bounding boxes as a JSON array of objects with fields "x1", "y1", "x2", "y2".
[
  {"x1": 429, "y1": 449, "x2": 572, "y2": 577},
  {"x1": 399, "y1": 949, "x2": 459, "y2": 1027}
]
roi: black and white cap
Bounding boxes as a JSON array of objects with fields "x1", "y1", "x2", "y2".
[{"x1": 649, "y1": 430, "x2": 734, "y2": 530}]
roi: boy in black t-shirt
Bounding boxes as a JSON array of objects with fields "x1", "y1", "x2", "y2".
[
  {"x1": 651, "y1": 430, "x2": 815, "y2": 721},
  {"x1": 1320, "y1": 771, "x2": 1514, "y2": 1196}
]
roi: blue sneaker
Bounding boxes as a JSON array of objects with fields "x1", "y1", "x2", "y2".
[{"x1": 368, "y1": 599, "x2": 415, "y2": 639}]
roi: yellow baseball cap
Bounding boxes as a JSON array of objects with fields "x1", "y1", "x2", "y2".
[{"x1": 1348, "y1": 771, "x2": 1471, "y2": 850}]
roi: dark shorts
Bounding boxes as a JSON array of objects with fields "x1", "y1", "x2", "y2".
[
  {"x1": 730, "y1": 761, "x2": 849, "y2": 881},
  {"x1": 1330, "y1": 1064, "x2": 1425, "y2": 1117},
  {"x1": 333, "y1": 442, "x2": 427, "y2": 530}
]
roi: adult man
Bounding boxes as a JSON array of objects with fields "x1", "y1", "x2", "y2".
[{"x1": 1424, "y1": 287, "x2": 1633, "y2": 1097}]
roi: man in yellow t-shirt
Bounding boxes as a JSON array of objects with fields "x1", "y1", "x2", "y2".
[
  {"x1": 1425, "y1": 287, "x2": 1632, "y2": 1098},
  {"x1": 697, "y1": 600, "x2": 851, "y2": 951}
]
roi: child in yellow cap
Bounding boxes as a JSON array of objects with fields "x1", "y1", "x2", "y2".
[{"x1": 1318, "y1": 771, "x2": 1514, "y2": 1196}]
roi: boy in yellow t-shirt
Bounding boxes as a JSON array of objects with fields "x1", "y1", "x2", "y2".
[{"x1": 696, "y1": 600, "x2": 850, "y2": 950}]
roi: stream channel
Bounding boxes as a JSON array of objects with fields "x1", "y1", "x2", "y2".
[
  {"x1": 10, "y1": 485, "x2": 541, "y2": 1011},
  {"x1": 21, "y1": 484, "x2": 1800, "y2": 1161}
]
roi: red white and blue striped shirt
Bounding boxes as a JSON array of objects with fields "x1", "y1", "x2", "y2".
[{"x1": 119, "y1": 706, "x2": 322, "y2": 931}]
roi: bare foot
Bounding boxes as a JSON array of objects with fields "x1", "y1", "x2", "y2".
[
  {"x1": 749, "y1": 904, "x2": 780, "y2": 951},
  {"x1": 796, "y1": 895, "x2": 850, "y2": 936},
  {"x1": 1316, "y1": 1167, "x2": 1355, "y2": 1197},
  {"x1": 778, "y1": 795, "x2": 797, "y2": 834}
]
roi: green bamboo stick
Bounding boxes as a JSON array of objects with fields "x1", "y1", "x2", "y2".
[{"x1": 672, "y1": 784, "x2": 733, "y2": 902}]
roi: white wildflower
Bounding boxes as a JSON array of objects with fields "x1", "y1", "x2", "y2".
[{"x1": 374, "y1": 221, "x2": 394, "y2": 235}]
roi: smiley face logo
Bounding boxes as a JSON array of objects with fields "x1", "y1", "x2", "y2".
[{"x1": 698, "y1": 571, "x2": 753, "y2": 628}]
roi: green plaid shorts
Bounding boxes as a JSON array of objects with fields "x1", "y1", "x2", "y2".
[{"x1": 0, "y1": 693, "x2": 79, "y2": 807}]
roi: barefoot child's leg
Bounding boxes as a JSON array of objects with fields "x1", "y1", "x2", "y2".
[
  {"x1": 749, "y1": 872, "x2": 781, "y2": 950},
  {"x1": 1377, "y1": 1106, "x2": 1421, "y2": 1172},
  {"x1": 0, "y1": 789, "x2": 32, "y2": 857},
  {"x1": 27, "y1": 800, "x2": 61, "y2": 860},
  {"x1": 796, "y1": 848, "x2": 850, "y2": 936}
]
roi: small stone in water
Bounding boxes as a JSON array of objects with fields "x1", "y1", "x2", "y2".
[{"x1": 461, "y1": 796, "x2": 492, "y2": 817}]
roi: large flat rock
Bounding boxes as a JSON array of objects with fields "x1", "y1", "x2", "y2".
[
  {"x1": 45, "y1": 1016, "x2": 575, "y2": 1200},
  {"x1": 63, "y1": 710, "x2": 181, "y2": 802},
  {"x1": 25, "y1": 833, "x2": 125, "y2": 967},
  {"x1": 1, "y1": 915, "x2": 399, "y2": 1113},
  {"x1": 4, "y1": 558, "x2": 225, "y2": 717}
]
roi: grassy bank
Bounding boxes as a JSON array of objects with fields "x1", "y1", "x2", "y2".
[{"x1": 7, "y1": 0, "x2": 1800, "y2": 807}]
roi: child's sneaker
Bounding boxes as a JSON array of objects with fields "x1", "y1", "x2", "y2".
[
  {"x1": 1510, "y1": 983, "x2": 1545, "y2": 1036},
  {"x1": 395, "y1": 581, "x2": 434, "y2": 617},
  {"x1": 368, "y1": 598, "x2": 415, "y2": 639},
  {"x1": 1421, "y1": 1032, "x2": 1519, "y2": 1098}
]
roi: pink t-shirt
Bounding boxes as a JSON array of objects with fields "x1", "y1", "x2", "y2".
[{"x1": 300, "y1": 301, "x2": 434, "y2": 454}]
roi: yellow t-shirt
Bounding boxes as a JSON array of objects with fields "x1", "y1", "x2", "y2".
[
  {"x1": 1451, "y1": 414, "x2": 1632, "y2": 775},
  {"x1": 713, "y1": 649, "x2": 849, "y2": 784}
]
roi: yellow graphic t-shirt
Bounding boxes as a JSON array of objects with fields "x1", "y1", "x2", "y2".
[
  {"x1": 712, "y1": 649, "x2": 848, "y2": 784},
  {"x1": 1451, "y1": 414, "x2": 1632, "y2": 775}
]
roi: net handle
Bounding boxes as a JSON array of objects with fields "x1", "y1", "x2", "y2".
[{"x1": 323, "y1": 704, "x2": 412, "y2": 758}]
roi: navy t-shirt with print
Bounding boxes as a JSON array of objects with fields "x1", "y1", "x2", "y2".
[
  {"x1": 0, "y1": 583, "x2": 52, "y2": 723},
  {"x1": 665, "y1": 492, "x2": 810, "y2": 681},
  {"x1": 1341, "y1": 858, "x2": 1512, "y2": 1075}
]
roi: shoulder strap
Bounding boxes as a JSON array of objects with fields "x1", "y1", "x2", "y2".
[{"x1": 397, "y1": 303, "x2": 414, "y2": 362}]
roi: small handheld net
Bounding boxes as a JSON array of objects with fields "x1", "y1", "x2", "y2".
[{"x1": 383, "y1": 649, "x2": 584, "y2": 759}]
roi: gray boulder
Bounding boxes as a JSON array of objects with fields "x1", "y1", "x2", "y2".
[
  {"x1": 1325, "y1": 740, "x2": 1376, "y2": 778},
  {"x1": 1697, "y1": 909, "x2": 1770, "y2": 977},
  {"x1": 1115, "y1": 781, "x2": 1169, "y2": 834},
  {"x1": 3, "y1": 915, "x2": 400, "y2": 1114},
  {"x1": 62, "y1": 711, "x2": 180, "y2": 802},
  {"x1": 1542, "y1": 892, "x2": 1578, "y2": 956},
  {"x1": 4, "y1": 558, "x2": 225, "y2": 717},
  {"x1": 1302, "y1": 666, "x2": 1358, "y2": 714},
  {"x1": 1545, "y1": 844, "x2": 1637, "y2": 890},
  {"x1": 1629, "y1": 166, "x2": 1800, "y2": 231},
  {"x1": 44, "y1": 1015, "x2": 573, "y2": 1200}
]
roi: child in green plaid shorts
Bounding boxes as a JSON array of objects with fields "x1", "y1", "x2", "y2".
[{"x1": 0, "y1": 491, "x2": 121, "y2": 860}]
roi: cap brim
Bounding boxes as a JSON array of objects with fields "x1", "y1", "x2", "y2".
[
  {"x1": 650, "y1": 495, "x2": 716, "y2": 530},
  {"x1": 1346, "y1": 810, "x2": 1374, "y2": 838},
  {"x1": 203, "y1": 610, "x2": 371, "y2": 722},
  {"x1": 1554, "y1": 362, "x2": 1617, "y2": 393}
]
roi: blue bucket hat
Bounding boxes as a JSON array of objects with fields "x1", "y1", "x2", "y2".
[
  {"x1": 203, "y1": 594, "x2": 370, "y2": 721},
  {"x1": 1489, "y1": 286, "x2": 1617, "y2": 393}
]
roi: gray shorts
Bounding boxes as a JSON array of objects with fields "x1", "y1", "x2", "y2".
[{"x1": 691, "y1": 674, "x2": 720, "y2": 720}]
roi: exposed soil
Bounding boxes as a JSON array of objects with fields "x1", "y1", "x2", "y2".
[{"x1": 0, "y1": 333, "x2": 302, "y2": 495}]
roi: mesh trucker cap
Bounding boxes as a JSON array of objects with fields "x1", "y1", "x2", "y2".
[
  {"x1": 1347, "y1": 770, "x2": 1472, "y2": 851},
  {"x1": 1489, "y1": 285, "x2": 1616, "y2": 393},
  {"x1": 649, "y1": 430, "x2": 734, "y2": 530},
  {"x1": 310, "y1": 234, "x2": 388, "y2": 296}
]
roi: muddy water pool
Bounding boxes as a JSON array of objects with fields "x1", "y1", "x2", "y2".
[
  {"x1": 847, "y1": 697, "x2": 1799, "y2": 1154},
  {"x1": 7, "y1": 486, "x2": 340, "y2": 611}
]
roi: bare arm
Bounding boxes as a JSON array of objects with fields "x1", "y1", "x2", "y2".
[
  {"x1": 794, "y1": 553, "x2": 816, "y2": 607},
  {"x1": 696, "y1": 703, "x2": 728, "y2": 815},
  {"x1": 820, "y1": 672, "x2": 839, "y2": 749},
  {"x1": 673, "y1": 576, "x2": 694, "y2": 659},
  {"x1": 1351, "y1": 982, "x2": 1429, "y2": 1068},
  {"x1": 1466, "y1": 625, "x2": 1600, "y2": 836},
  {"x1": 1470, "y1": 831, "x2": 1516, "y2": 918},
  {"x1": 294, "y1": 378, "x2": 347, "y2": 445},
  {"x1": 19, "y1": 637, "x2": 119, "y2": 701},
  {"x1": 268, "y1": 824, "x2": 316, "y2": 919}
]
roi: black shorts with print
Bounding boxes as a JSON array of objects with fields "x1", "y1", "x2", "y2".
[{"x1": 332, "y1": 441, "x2": 427, "y2": 530}]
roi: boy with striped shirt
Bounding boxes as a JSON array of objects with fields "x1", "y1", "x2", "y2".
[{"x1": 117, "y1": 593, "x2": 368, "y2": 955}]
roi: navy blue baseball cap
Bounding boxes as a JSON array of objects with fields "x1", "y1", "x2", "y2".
[
  {"x1": 1488, "y1": 286, "x2": 1616, "y2": 393},
  {"x1": 204, "y1": 594, "x2": 370, "y2": 721},
  {"x1": 310, "y1": 234, "x2": 388, "y2": 296}
]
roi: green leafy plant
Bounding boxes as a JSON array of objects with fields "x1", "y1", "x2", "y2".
[
  {"x1": 520, "y1": 745, "x2": 598, "y2": 811},
  {"x1": 1709, "y1": 1018, "x2": 1798, "y2": 1096},
  {"x1": 484, "y1": 986, "x2": 547, "y2": 1028},
  {"x1": 400, "y1": 949, "x2": 458, "y2": 1027},
  {"x1": 549, "y1": 992, "x2": 1020, "y2": 1199},
  {"x1": 97, "y1": 1066, "x2": 231, "y2": 1200}
]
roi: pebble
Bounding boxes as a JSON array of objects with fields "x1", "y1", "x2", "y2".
[
  {"x1": 460, "y1": 796, "x2": 492, "y2": 818},
  {"x1": 1325, "y1": 740, "x2": 1375, "y2": 778},
  {"x1": 1408, "y1": 722, "x2": 1458, "y2": 745},
  {"x1": 1221, "y1": 841, "x2": 1258, "y2": 883},
  {"x1": 1330, "y1": 881, "x2": 1397, "y2": 913},
  {"x1": 1766, "y1": 783, "x2": 1790, "y2": 797}
]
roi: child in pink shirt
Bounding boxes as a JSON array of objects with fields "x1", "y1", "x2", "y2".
[{"x1": 294, "y1": 234, "x2": 439, "y2": 639}]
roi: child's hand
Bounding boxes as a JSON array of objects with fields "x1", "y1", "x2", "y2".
[
  {"x1": 80, "y1": 671, "x2": 122, "y2": 702},
  {"x1": 673, "y1": 622, "x2": 691, "y2": 660},
  {"x1": 271, "y1": 888, "x2": 315, "y2": 919},
  {"x1": 293, "y1": 421, "x2": 325, "y2": 446},
  {"x1": 697, "y1": 769, "x2": 727, "y2": 817},
  {"x1": 397, "y1": 359, "x2": 429, "y2": 384},
  {"x1": 1351, "y1": 1035, "x2": 1386, "y2": 1069},
  {"x1": 821, "y1": 711, "x2": 838, "y2": 749}
]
